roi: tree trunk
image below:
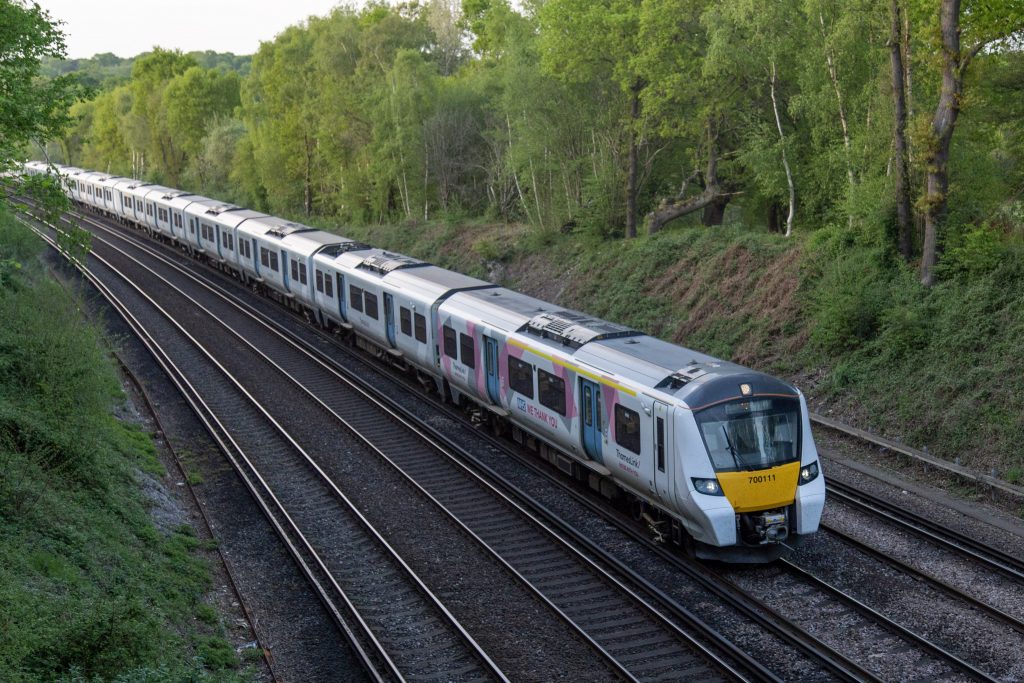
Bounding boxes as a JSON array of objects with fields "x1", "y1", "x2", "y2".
[
  {"x1": 889, "y1": 0, "x2": 913, "y2": 261},
  {"x1": 769, "y1": 60, "x2": 796, "y2": 237},
  {"x1": 304, "y1": 136, "x2": 313, "y2": 218},
  {"x1": 702, "y1": 195, "x2": 729, "y2": 226},
  {"x1": 819, "y1": 13, "x2": 855, "y2": 228},
  {"x1": 646, "y1": 127, "x2": 721, "y2": 234},
  {"x1": 625, "y1": 87, "x2": 640, "y2": 239},
  {"x1": 921, "y1": 0, "x2": 964, "y2": 287}
]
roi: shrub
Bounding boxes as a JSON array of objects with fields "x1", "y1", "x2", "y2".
[{"x1": 809, "y1": 249, "x2": 891, "y2": 352}]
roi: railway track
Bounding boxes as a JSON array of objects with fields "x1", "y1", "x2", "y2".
[
  {"x1": 27, "y1": 201, "x2": 1024, "y2": 681},
  {"x1": 23, "y1": 204, "x2": 772, "y2": 681},
  {"x1": 42, "y1": 204, "x2": 886, "y2": 681},
  {"x1": 19, "y1": 212, "x2": 506, "y2": 683}
]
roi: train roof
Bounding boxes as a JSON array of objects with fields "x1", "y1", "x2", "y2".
[
  {"x1": 384, "y1": 265, "x2": 493, "y2": 301},
  {"x1": 240, "y1": 216, "x2": 343, "y2": 250},
  {"x1": 578, "y1": 335, "x2": 798, "y2": 408},
  {"x1": 329, "y1": 247, "x2": 430, "y2": 280},
  {"x1": 204, "y1": 207, "x2": 267, "y2": 230},
  {"x1": 112, "y1": 178, "x2": 148, "y2": 191},
  {"x1": 139, "y1": 185, "x2": 176, "y2": 199}
]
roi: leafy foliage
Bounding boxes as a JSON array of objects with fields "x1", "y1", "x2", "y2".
[
  {"x1": 0, "y1": 0, "x2": 82, "y2": 174},
  {"x1": 0, "y1": 209, "x2": 248, "y2": 681}
]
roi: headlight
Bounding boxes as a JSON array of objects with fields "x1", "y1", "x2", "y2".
[
  {"x1": 691, "y1": 477, "x2": 724, "y2": 496},
  {"x1": 799, "y1": 461, "x2": 820, "y2": 485}
]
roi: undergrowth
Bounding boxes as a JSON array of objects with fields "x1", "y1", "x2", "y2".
[{"x1": 0, "y1": 208, "x2": 248, "y2": 682}]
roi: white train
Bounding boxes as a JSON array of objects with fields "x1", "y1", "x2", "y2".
[{"x1": 23, "y1": 160, "x2": 825, "y2": 562}]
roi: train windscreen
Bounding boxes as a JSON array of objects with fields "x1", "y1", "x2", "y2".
[{"x1": 695, "y1": 397, "x2": 801, "y2": 472}]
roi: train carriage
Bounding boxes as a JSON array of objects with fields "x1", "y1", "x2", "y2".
[
  {"x1": 138, "y1": 186, "x2": 175, "y2": 234},
  {"x1": 324, "y1": 249, "x2": 414, "y2": 352},
  {"x1": 147, "y1": 189, "x2": 192, "y2": 239},
  {"x1": 379, "y1": 266, "x2": 495, "y2": 378},
  {"x1": 111, "y1": 179, "x2": 142, "y2": 222},
  {"x1": 98, "y1": 175, "x2": 128, "y2": 216},
  {"x1": 182, "y1": 199, "x2": 235, "y2": 254},
  {"x1": 153, "y1": 191, "x2": 204, "y2": 242},
  {"x1": 121, "y1": 182, "x2": 158, "y2": 227},
  {"x1": 236, "y1": 217, "x2": 349, "y2": 309},
  {"x1": 60, "y1": 167, "x2": 86, "y2": 203},
  {"x1": 23, "y1": 157, "x2": 825, "y2": 562}
]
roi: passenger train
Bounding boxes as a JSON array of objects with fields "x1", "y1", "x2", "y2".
[{"x1": 21, "y1": 160, "x2": 825, "y2": 562}]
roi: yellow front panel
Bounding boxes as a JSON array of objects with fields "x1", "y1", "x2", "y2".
[{"x1": 716, "y1": 462, "x2": 801, "y2": 513}]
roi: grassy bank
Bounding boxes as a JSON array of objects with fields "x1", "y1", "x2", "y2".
[
  {"x1": 330, "y1": 214, "x2": 1024, "y2": 485},
  {"x1": 0, "y1": 208, "x2": 247, "y2": 681}
]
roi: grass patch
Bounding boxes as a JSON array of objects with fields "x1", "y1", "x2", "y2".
[{"x1": 0, "y1": 207, "x2": 248, "y2": 681}]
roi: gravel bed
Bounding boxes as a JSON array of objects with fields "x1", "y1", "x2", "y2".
[
  {"x1": 87, "y1": 226, "x2": 838, "y2": 680},
  {"x1": 46, "y1": 251, "x2": 363, "y2": 683},
  {"x1": 722, "y1": 562, "x2": 974, "y2": 683},
  {"x1": 821, "y1": 498, "x2": 1024, "y2": 622},
  {"x1": 792, "y1": 526, "x2": 1024, "y2": 681},
  {"x1": 84, "y1": 226, "x2": 620, "y2": 682},
  {"x1": 818, "y1": 431, "x2": 1024, "y2": 551}
]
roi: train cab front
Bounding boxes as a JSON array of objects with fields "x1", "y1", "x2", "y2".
[{"x1": 677, "y1": 380, "x2": 826, "y2": 563}]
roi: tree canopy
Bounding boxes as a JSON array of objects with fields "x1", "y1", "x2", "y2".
[{"x1": 40, "y1": 0, "x2": 1024, "y2": 285}]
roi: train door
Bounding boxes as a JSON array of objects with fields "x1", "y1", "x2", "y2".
[
  {"x1": 336, "y1": 273, "x2": 347, "y2": 321},
  {"x1": 653, "y1": 400, "x2": 672, "y2": 503},
  {"x1": 214, "y1": 225, "x2": 223, "y2": 260},
  {"x1": 580, "y1": 378, "x2": 603, "y2": 463},
  {"x1": 484, "y1": 336, "x2": 501, "y2": 404},
  {"x1": 281, "y1": 250, "x2": 290, "y2": 292},
  {"x1": 384, "y1": 293, "x2": 397, "y2": 346}
]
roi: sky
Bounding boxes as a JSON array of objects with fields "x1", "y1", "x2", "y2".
[{"x1": 36, "y1": 0, "x2": 365, "y2": 59}]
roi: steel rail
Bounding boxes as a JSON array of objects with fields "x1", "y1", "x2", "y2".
[
  {"x1": 63, "y1": 201, "x2": 759, "y2": 682},
  {"x1": 827, "y1": 480, "x2": 1024, "y2": 583},
  {"x1": 20, "y1": 210, "x2": 506, "y2": 683},
  {"x1": 818, "y1": 523, "x2": 1024, "y2": 635}
]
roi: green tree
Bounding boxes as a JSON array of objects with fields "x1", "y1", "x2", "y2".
[
  {"x1": 918, "y1": 0, "x2": 1024, "y2": 286},
  {"x1": 125, "y1": 48, "x2": 196, "y2": 181},
  {"x1": 538, "y1": 0, "x2": 646, "y2": 238},
  {"x1": 0, "y1": 0, "x2": 80, "y2": 175}
]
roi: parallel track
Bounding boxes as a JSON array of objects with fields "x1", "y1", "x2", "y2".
[
  {"x1": 54, "y1": 203, "x2": 882, "y2": 681},
  {"x1": 19, "y1": 211, "x2": 505, "y2": 683},
  {"x1": 33, "y1": 200, "x2": 1024, "y2": 681},
  {"x1": 826, "y1": 480, "x2": 1024, "y2": 583},
  {"x1": 26, "y1": 204, "x2": 766, "y2": 681}
]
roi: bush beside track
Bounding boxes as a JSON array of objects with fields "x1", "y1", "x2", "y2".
[
  {"x1": 326, "y1": 214, "x2": 1024, "y2": 494},
  {"x1": 0, "y1": 207, "x2": 249, "y2": 682}
]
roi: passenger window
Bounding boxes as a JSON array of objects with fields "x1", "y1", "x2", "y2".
[
  {"x1": 443, "y1": 325, "x2": 457, "y2": 358},
  {"x1": 316, "y1": 270, "x2": 324, "y2": 293},
  {"x1": 290, "y1": 260, "x2": 298, "y2": 281},
  {"x1": 615, "y1": 404, "x2": 642, "y2": 454},
  {"x1": 324, "y1": 273, "x2": 333, "y2": 297},
  {"x1": 460, "y1": 333, "x2": 475, "y2": 369},
  {"x1": 299, "y1": 263, "x2": 307, "y2": 285},
  {"x1": 364, "y1": 292, "x2": 378, "y2": 319},
  {"x1": 350, "y1": 285, "x2": 363, "y2": 312},
  {"x1": 414, "y1": 313, "x2": 427, "y2": 343},
  {"x1": 269, "y1": 251, "x2": 279, "y2": 271},
  {"x1": 508, "y1": 357, "x2": 534, "y2": 399},
  {"x1": 538, "y1": 369, "x2": 566, "y2": 416},
  {"x1": 400, "y1": 307, "x2": 412, "y2": 336}
]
